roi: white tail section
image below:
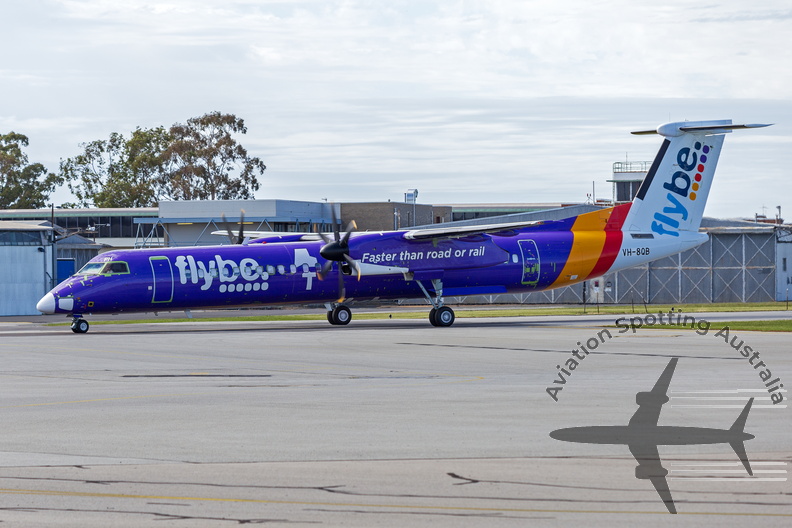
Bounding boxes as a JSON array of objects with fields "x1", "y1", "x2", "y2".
[{"x1": 623, "y1": 120, "x2": 770, "y2": 238}]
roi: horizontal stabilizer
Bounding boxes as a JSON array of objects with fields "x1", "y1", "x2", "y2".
[
  {"x1": 622, "y1": 119, "x2": 772, "y2": 239},
  {"x1": 632, "y1": 122, "x2": 772, "y2": 137},
  {"x1": 730, "y1": 397, "x2": 755, "y2": 476}
]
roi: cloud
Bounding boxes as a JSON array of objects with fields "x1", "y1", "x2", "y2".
[{"x1": 2, "y1": 1, "x2": 790, "y2": 218}]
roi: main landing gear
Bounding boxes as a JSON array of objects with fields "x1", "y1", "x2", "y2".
[
  {"x1": 70, "y1": 317, "x2": 89, "y2": 334},
  {"x1": 326, "y1": 304, "x2": 352, "y2": 325},
  {"x1": 418, "y1": 278, "x2": 455, "y2": 327},
  {"x1": 429, "y1": 305, "x2": 455, "y2": 327},
  {"x1": 322, "y1": 278, "x2": 456, "y2": 328}
]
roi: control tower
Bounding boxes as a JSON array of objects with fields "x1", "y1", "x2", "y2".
[{"x1": 608, "y1": 161, "x2": 650, "y2": 204}]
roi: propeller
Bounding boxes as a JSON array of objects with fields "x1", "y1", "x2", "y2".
[
  {"x1": 317, "y1": 207, "x2": 360, "y2": 302},
  {"x1": 220, "y1": 210, "x2": 246, "y2": 245}
]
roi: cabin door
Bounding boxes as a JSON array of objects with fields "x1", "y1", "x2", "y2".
[
  {"x1": 519, "y1": 239, "x2": 540, "y2": 286},
  {"x1": 149, "y1": 256, "x2": 174, "y2": 303}
]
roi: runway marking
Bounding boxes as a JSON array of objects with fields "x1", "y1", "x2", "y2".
[
  {"x1": 0, "y1": 393, "x2": 208, "y2": 408},
  {"x1": 0, "y1": 372, "x2": 482, "y2": 408},
  {"x1": 668, "y1": 405, "x2": 786, "y2": 408},
  {"x1": 669, "y1": 469, "x2": 786, "y2": 473},
  {"x1": 669, "y1": 462, "x2": 787, "y2": 466},
  {"x1": 0, "y1": 487, "x2": 790, "y2": 517},
  {"x1": 668, "y1": 478, "x2": 788, "y2": 482}
]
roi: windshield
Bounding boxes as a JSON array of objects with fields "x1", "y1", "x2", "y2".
[
  {"x1": 77, "y1": 262, "x2": 106, "y2": 275},
  {"x1": 75, "y1": 261, "x2": 130, "y2": 276}
]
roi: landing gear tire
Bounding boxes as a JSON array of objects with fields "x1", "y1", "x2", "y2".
[
  {"x1": 71, "y1": 318, "x2": 89, "y2": 334},
  {"x1": 328, "y1": 305, "x2": 352, "y2": 326},
  {"x1": 433, "y1": 306, "x2": 455, "y2": 327},
  {"x1": 429, "y1": 308, "x2": 439, "y2": 326}
]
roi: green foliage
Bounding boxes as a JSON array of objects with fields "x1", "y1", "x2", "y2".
[
  {"x1": 59, "y1": 112, "x2": 266, "y2": 206},
  {"x1": 162, "y1": 111, "x2": 266, "y2": 201},
  {"x1": 0, "y1": 132, "x2": 62, "y2": 208},
  {"x1": 61, "y1": 127, "x2": 171, "y2": 208}
]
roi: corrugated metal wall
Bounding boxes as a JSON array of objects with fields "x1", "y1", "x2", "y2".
[
  {"x1": 430, "y1": 231, "x2": 779, "y2": 306},
  {"x1": 0, "y1": 246, "x2": 52, "y2": 316}
]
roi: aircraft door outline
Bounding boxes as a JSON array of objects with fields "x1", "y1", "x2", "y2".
[
  {"x1": 150, "y1": 256, "x2": 174, "y2": 303},
  {"x1": 519, "y1": 239, "x2": 540, "y2": 286}
]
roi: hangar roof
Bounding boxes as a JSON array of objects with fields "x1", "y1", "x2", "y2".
[{"x1": 0, "y1": 220, "x2": 52, "y2": 231}]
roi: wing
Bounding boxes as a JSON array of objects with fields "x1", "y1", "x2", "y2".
[
  {"x1": 212, "y1": 220, "x2": 546, "y2": 243},
  {"x1": 402, "y1": 220, "x2": 544, "y2": 240},
  {"x1": 211, "y1": 230, "x2": 313, "y2": 239},
  {"x1": 629, "y1": 358, "x2": 678, "y2": 427},
  {"x1": 629, "y1": 443, "x2": 677, "y2": 514}
]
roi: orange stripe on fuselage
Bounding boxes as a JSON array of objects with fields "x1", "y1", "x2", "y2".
[{"x1": 549, "y1": 208, "x2": 614, "y2": 288}]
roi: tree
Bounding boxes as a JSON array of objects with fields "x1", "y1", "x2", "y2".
[
  {"x1": 0, "y1": 132, "x2": 62, "y2": 209},
  {"x1": 60, "y1": 127, "x2": 171, "y2": 208},
  {"x1": 162, "y1": 111, "x2": 266, "y2": 201}
]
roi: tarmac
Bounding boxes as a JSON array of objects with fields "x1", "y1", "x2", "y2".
[{"x1": 0, "y1": 308, "x2": 790, "y2": 526}]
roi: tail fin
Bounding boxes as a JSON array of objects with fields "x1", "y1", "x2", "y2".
[
  {"x1": 622, "y1": 120, "x2": 771, "y2": 238},
  {"x1": 729, "y1": 397, "x2": 755, "y2": 476}
]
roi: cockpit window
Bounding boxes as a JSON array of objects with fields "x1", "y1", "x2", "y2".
[
  {"x1": 76, "y1": 261, "x2": 130, "y2": 276},
  {"x1": 104, "y1": 262, "x2": 129, "y2": 274},
  {"x1": 77, "y1": 262, "x2": 106, "y2": 275}
]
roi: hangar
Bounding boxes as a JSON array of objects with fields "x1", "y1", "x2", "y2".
[
  {"x1": 407, "y1": 214, "x2": 792, "y2": 305},
  {"x1": 0, "y1": 220, "x2": 108, "y2": 316},
  {"x1": 2, "y1": 196, "x2": 790, "y2": 317},
  {"x1": 0, "y1": 222, "x2": 54, "y2": 316}
]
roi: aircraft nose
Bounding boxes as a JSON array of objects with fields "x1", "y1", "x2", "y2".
[{"x1": 37, "y1": 292, "x2": 56, "y2": 314}]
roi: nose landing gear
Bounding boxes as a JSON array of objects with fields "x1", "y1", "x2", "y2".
[{"x1": 71, "y1": 317, "x2": 90, "y2": 334}]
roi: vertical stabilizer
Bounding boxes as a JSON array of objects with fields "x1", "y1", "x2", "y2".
[{"x1": 622, "y1": 120, "x2": 770, "y2": 238}]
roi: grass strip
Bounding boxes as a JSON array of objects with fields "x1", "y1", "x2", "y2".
[
  {"x1": 640, "y1": 320, "x2": 792, "y2": 333},
  {"x1": 47, "y1": 302, "x2": 792, "y2": 328}
]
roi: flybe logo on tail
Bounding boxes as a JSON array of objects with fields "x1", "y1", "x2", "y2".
[{"x1": 651, "y1": 141, "x2": 710, "y2": 237}]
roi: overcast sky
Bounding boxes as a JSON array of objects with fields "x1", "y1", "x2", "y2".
[{"x1": 2, "y1": 0, "x2": 790, "y2": 219}]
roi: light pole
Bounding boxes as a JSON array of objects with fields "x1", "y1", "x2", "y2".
[{"x1": 405, "y1": 189, "x2": 418, "y2": 226}]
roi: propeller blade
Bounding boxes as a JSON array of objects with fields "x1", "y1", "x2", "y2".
[
  {"x1": 343, "y1": 254, "x2": 361, "y2": 280},
  {"x1": 329, "y1": 204, "x2": 341, "y2": 241},
  {"x1": 318, "y1": 232, "x2": 333, "y2": 245},
  {"x1": 237, "y1": 209, "x2": 245, "y2": 244},
  {"x1": 220, "y1": 213, "x2": 236, "y2": 244},
  {"x1": 340, "y1": 219, "x2": 357, "y2": 246},
  {"x1": 317, "y1": 260, "x2": 333, "y2": 281},
  {"x1": 337, "y1": 267, "x2": 346, "y2": 303}
]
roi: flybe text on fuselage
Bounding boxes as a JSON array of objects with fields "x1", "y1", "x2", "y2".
[
  {"x1": 651, "y1": 141, "x2": 711, "y2": 237},
  {"x1": 174, "y1": 254, "x2": 272, "y2": 292}
]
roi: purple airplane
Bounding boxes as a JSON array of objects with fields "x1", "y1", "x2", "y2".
[{"x1": 37, "y1": 120, "x2": 770, "y2": 333}]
